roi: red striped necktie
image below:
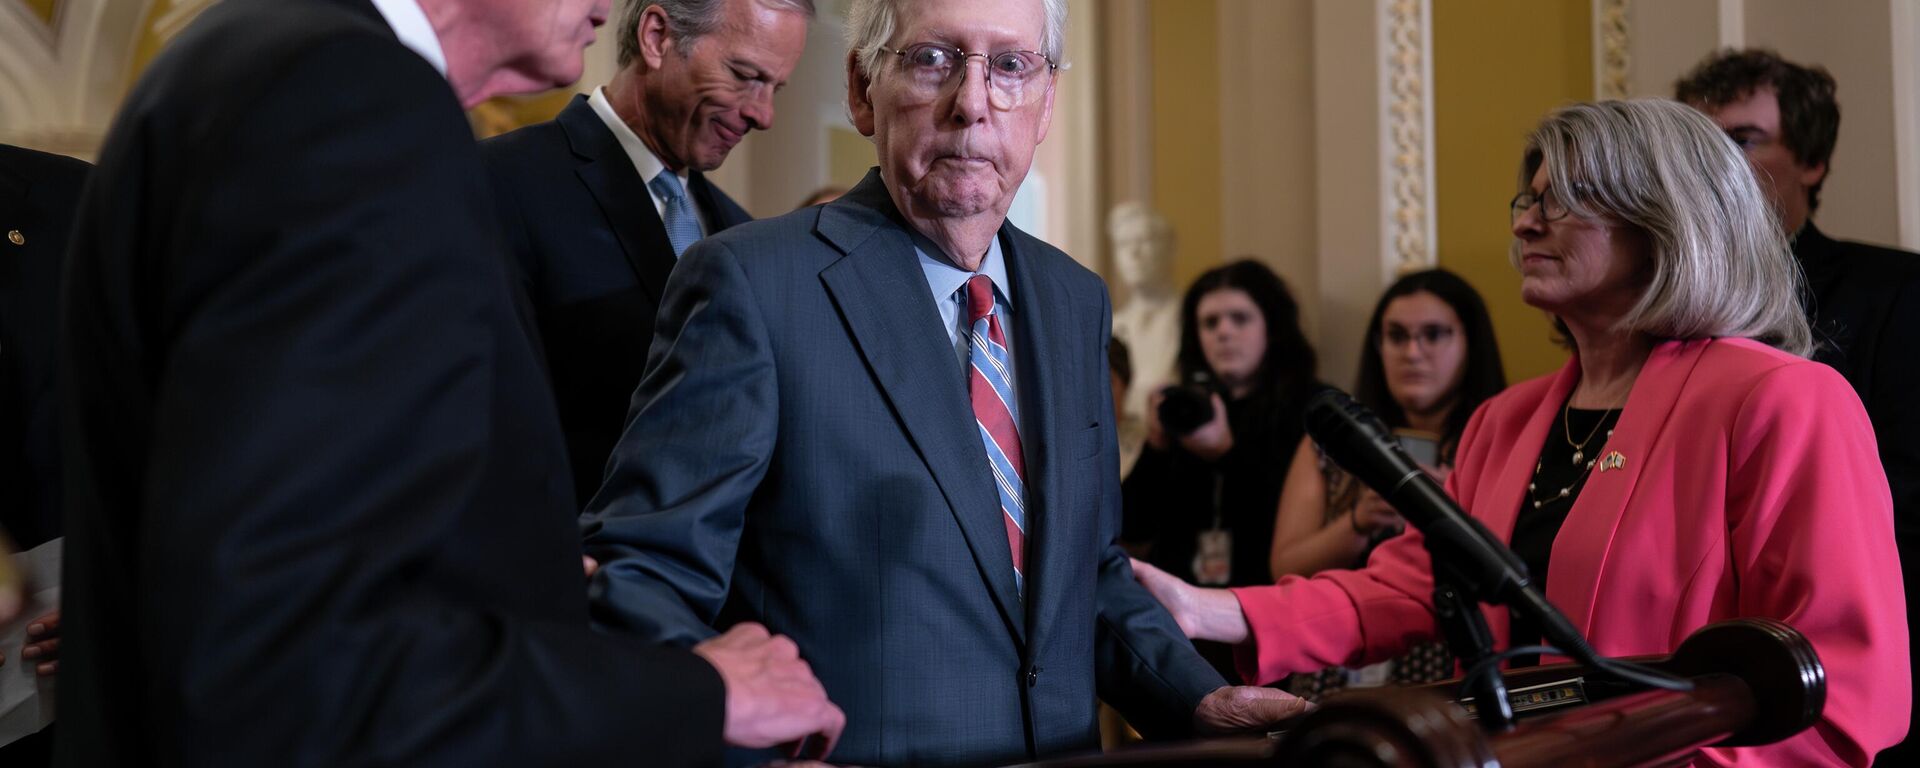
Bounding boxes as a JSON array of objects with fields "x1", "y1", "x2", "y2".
[{"x1": 964, "y1": 274, "x2": 1028, "y2": 593}]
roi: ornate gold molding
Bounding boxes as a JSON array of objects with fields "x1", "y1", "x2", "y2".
[
  {"x1": 1383, "y1": 0, "x2": 1433, "y2": 273},
  {"x1": 1596, "y1": 0, "x2": 1631, "y2": 99}
]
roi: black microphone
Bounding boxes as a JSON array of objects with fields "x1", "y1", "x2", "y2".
[
  {"x1": 1303, "y1": 387, "x2": 1530, "y2": 601},
  {"x1": 1303, "y1": 387, "x2": 1689, "y2": 697}
]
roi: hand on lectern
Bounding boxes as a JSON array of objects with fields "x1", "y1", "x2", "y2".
[
  {"x1": 693, "y1": 622, "x2": 847, "y2": 758},
  {"x1": 1194, "y1": 685, "x2": 1314, "y2": 733}
]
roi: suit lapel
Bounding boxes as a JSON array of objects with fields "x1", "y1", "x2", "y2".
[
  {"x1": 558, "y1": 97, "x2": 677, "y2": 304},
  {"x1": 1003, "y1": 229, "x2": 1078, "y2": 657},
  {"x1": 1537, "y1": 340, "x2": 1706, "y2": 636},
  {"x1": 689, "y1": 172, "x2": 751, "y2": 231},
  {"x1": 816, "y1": 172, "x2": 1028, "y2": 643}
]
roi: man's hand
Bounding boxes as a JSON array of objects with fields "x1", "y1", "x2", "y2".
[
  {"x1": 1129, "y1": 559, "x2": 1249, "y2": 644},
  {"x1": 1194, "y1": 685, "x2": 1313, "y2": 733},
  {"x1": 20, "y1": 610, "x2": 58, "y2": 677},
  {"x1": 693, "y1": 623, "x2": 846, "y2": 759}
]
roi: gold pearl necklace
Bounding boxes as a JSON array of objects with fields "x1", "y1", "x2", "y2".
[{"x1": 1528, "y1": 406, "x2": 1619, "y2": 511}]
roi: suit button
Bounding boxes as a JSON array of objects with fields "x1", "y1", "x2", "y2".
[{"x1": 1026, "y1": 666, "x2": 1041, "y2": 687}]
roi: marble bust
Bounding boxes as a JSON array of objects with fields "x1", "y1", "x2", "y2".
[{"x1": 1107, "y1": 202, "x2": 1181, "y2": 473}]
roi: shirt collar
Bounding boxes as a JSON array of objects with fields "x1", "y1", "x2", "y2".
[
  {"x1": 588, "y1": 86, "x2": 688, "y2": 190},
  {"x1": 914, "y1": 228, "x2": 1013, "y2": 308},
  {"x1": 369, "y1": 0, "x2": 447, "y2": 76}
]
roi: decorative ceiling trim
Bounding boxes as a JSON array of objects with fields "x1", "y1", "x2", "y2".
[
  {"x1": 1380, "y1": 0, "x2": 1435, "y2": 275},
  {"x1": 1595, "y1": 0, "x2": 1630, "y2": 99}
]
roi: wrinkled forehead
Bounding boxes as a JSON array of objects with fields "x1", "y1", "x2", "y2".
[{"x1": 893, "y1": 0, "x2": 1046, "y2": 50}]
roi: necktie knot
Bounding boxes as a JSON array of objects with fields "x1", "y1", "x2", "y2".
[
  {"x1": 650, "y1": 169, "x2": 701, "y2": 257},
  {"x1": 965, "y1": 274, "x2": 997, "y2": 325},
  {"x1": 649, "y1": 169, "x2": 687, "y2": 201}
]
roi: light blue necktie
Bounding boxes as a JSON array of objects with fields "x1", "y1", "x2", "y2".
[{"x1": 648, "y1": 169, "x2": 703, "y2": 258}]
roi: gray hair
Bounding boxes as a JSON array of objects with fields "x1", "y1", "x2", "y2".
[
  {"x1": 845, "y1": 0, "x2": 1068, "y2": 81},
  {"x1": 1514, "y1": 99, "x2": 1812, "y2": 357},
  {"x1": 616, "y1": 0, "x2": 817, "y2": 68}
]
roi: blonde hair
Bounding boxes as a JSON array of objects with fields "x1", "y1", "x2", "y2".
[{"x1": 1513, "y1": 99, "x2": 1812, "y2": 356}]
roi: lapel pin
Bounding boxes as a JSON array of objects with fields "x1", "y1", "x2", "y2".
[
  {"x1": 6, "y1": 230, "x2": 22, "y2": 246},
  {"x1": 1597, "y1": 450, "x2": 1627, "y2": 473}
]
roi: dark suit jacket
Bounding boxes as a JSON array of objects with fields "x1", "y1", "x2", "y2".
[
  {"x1": 1797, "y1": 223, "x2": 1920, "y2": 764},
  {"x1": 1, "y1": 145, "x2": 88, "y2": 550},
  {"x1": 56, "y1": 1, "x2": 723, "y2": 765},
  {"x1": 480, "y1": 97, "x2": 752, "y2": 506},
  {"x1": 582, "y1": 171, "x2": 1226, "y2": 767}
]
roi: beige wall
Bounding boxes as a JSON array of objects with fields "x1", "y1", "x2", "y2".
[
  {"x1": 1433, "y1": 0, "x2": 1591, "y2": 384},
  {"x1": 1219, "y1": 1, "x2": 1319, "y2": 342}
]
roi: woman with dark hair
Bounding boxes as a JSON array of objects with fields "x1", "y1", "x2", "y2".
[
  {"x1": 1121, "y1": 259, "x2": 1320, "y2": 591},
  {"x1": 1269, "y1": 268, "x2": 1506, "y2": 698}
]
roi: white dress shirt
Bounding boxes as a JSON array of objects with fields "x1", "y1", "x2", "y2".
[{"x1": 368, "y1": 0, "x2": 447, "y2": 76}]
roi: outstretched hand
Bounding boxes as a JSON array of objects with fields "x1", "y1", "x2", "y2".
[{"x1": 1129, "y1": 558, "x2": 1250, "y2": 643}]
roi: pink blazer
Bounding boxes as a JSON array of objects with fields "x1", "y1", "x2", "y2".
[{"x1": 1232, "y1": 338, "x2": 1908, "y2": 766}]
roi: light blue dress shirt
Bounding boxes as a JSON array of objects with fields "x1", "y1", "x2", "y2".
[{"x1": 912, "y1": 231, "x2": 1017, "y2": 391}]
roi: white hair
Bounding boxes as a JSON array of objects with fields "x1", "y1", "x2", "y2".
[
  {"x1": 844, "y1": 0, "x2": 1068, "y2": 80},
  {"x1": 1514, "y1": 99, "x2": 1812, "y2": 356}
]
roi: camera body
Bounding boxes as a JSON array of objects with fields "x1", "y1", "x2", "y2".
[{"x1": 1157, "y1": 372, "x2": 1217, "y2": 437}]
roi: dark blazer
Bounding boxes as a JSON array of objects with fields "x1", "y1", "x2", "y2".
[
  {"x1": 56, "y1": 1, "x2": 723, "y2": 765},
  {"x1": 582, "y1": 171, "x2": 1226, "y2": 767},
  {"x1": 480, "y1": 97, "x2": 752, "y2": 506},
  {"x1": 1797, "y1": 223, "x2": 1920, "y2": 765},
  {"x1": 0, "y1": 145, "x2": 88, "y2": 550}
]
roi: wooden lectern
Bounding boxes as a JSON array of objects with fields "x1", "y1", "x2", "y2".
[{"x1": 1015, "y1": 618, "x2": 1824, "y2": 768}]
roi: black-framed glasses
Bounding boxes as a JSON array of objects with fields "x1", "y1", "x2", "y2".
[
  {"x1": 1381, "y1": 324, "x2": 1457, "y2": 349},
  {"x1": 1509, "y1": 186, "x2": 1572, "y2": 227},
  {"x1": 879, "y1": 42, "x2": 1058, "y2": 110}
]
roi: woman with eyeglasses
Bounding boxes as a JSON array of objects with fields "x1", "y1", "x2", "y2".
[
  {"x1": 1268, "y1": 268, "x2": 1507, "y2": 699},
  {"x1": 1131, "y1": 100, "x2": 1905, "y2": 765}
]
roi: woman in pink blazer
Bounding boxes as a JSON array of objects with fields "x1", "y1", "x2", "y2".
[{"x1": 1134, "y1": 100, "x2": 1908, "y2": 766}]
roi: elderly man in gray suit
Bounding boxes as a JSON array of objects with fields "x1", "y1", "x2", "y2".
[{"x1": 580, "y1": 0, "x2": 1311, "y2": 764}]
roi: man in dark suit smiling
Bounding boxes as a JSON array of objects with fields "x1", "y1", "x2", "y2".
[{"x1": 481, "y1": 0, "x2": 812, "y2": 507}]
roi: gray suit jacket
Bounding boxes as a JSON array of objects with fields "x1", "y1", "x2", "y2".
[{"x1": 582, "y1": 170, "x2": 1225, "y2": 766}]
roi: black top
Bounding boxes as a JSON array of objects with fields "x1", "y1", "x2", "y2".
[
  {"x1": 1508, "y1": 404, "x2": 1621, "y2": 667},
  {"x1": 1123, "y1": 392, "x2": 1310, "y2": 587}
]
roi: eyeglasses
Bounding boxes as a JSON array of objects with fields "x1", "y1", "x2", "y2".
[
  {"x1": 1381, "y1": 324, "x2": 1457, "y2": 349},
  {"x1": 1509, "y1": 185, "x2": 1574, "y2": 227},
  {"x1": 879, "y1": 43, "x2": 1058, "y2": 110}
]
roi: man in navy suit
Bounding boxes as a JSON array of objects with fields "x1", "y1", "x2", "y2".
[
  {"x1": 57, "y1": 0, "x2": 840, "y2": 764},
  {"x1": 481, "y1": 0, "x2": 811, "y2": 506},
  {"x1": 582, "y1": 0, "x2": 1310, "y2": 764}
]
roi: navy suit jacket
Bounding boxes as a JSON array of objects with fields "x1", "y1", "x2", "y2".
[
  {"x1": 481, "y1": 96, "x2": 752, "y2": 506},
  {"x1": 582, "y1": 171, "x2": 1226, "y2": 767},
  {"x1": 57, "y1": 1, "x2": 723, "y2": 764}
]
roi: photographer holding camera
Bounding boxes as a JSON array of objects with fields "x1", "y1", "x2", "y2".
[{"x1": 1121, "y1": 260, "x2": 1321, "y2": 595}]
